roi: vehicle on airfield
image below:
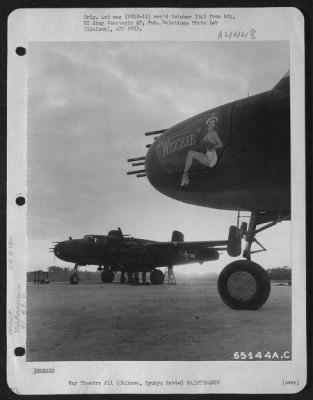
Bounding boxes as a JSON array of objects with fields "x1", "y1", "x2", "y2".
[
  {"x1": 127, "y1": 72, "x2": 290, "y2": 310},
  {"x1": 52, "y1": 227, "x2": 241, "y2": 286}
]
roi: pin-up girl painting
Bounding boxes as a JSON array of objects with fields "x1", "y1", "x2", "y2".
[{"x1": 181, "y1": 115, "x2": 223, "y2": 186}]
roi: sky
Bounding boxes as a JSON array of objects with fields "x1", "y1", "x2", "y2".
[{"x1": 26, "y1": 41, "x2": 290, "y2": 273}]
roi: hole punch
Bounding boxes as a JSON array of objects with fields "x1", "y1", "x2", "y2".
[
  {"x1": 14, "y1": 347, "x2": 25, "y2": 356},
  {"x1": 16, "y1": 47, "x2": 26, "y2": 56},
  {"x1": 16, "y1": 196, "x2": 26, "y2": 206}
]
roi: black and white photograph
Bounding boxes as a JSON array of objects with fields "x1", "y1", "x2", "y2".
[
  {"x1": 25, "y1": 39, "x2": 292, "y2": 362},
  {"x1": 7, "y1": 8, "x2": 306, "y2": 395}
]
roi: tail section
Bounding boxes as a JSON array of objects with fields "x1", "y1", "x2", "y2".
[
  {"x1": 273, "y1": 71, "x2": 289, "y2": 93},
  {"x1": 171, "y1": 230, "x2": 184, "y2": 242}
]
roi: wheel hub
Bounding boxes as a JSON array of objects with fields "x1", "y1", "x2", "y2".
[{"x1": 227, "y1": 271, "x2": 257, "y2": 301}]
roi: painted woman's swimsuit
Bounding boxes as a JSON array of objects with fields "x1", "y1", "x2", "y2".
[
  {"x1": 206, "y1": 149, "x2": 218, "y2": 167},
  {"x1": 204, "y1": 136, "x2": 218, "y2": 167}
]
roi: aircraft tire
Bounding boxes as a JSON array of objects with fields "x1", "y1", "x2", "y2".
[
  {"x1": 101, "y1": 270, "x2": 114, "y2": 283},
  {"x1": 218, "y1": 260, "x2": 271, "y2": 310},
  {"x1": 150, "y1": 269, "x2": 164, "y2": 285},
  {"x1": 70, "y1": 273, "x2": 80, "y2": 285}
]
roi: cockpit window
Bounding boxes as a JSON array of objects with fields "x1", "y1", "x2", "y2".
[
  {"x1": 95, "y1": 236, "x2": 108, "y2": 244},
  {"x1": 83, "y1": 235, "x2": 108, "y2": 244},
  {"x1": 84, "y1": 235, "x2": 95, "y2": 242}
]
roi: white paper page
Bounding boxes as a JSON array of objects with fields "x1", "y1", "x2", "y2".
[{"x1": 7, "y1": 7, "x2": 306, "y2": 394}]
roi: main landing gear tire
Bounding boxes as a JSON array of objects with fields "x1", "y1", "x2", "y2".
[
  {"x1": 70, "y1": 273, "x2": 80, "y2": 285},
  {"x1": 150, "y1": 269, "x2": 164, "y2": 285},
  {"x1": 101, "y1": 270, "x2": 114, "y2": 283},
  {"x1": 217, "y1": 260, "x2": 271, "y2": 310}
]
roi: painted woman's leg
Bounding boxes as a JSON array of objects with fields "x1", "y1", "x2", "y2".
[
  {"x1": 181, "y1": 151, "x2": 211, "y2": 186},
  {"x1": 181, "y1": 151, "x2": 193, "y2": 186},
  {"x1": 189, "y1": 151, "x2": 211, "y2": 167}
]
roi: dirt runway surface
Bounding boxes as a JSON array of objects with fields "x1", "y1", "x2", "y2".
[{"x1": 27, "y1": 277, "x2": 291, "y2": 361}]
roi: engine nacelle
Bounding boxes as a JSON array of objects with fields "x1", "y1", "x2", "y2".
[{"x1": 196, "y1": 248, "x2": 219, "y2": 261}]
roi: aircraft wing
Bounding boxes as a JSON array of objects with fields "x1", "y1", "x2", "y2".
[
  {"x1": 120, "y1": 226, "x2": 241, "y2": 258},
  {"x1": 144, "y1": 240, "x2": 229, "y2": 256},
  {"x1": 144, "y1": 225, "x2": 242, "y2": 258}
]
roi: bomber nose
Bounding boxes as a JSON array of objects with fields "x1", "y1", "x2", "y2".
[
  {"x1": 53, "y1": 239, "x2": 89, "y2": 263},
  {"x1": 53, "y1": 241, "x2": 66, "y2": 259},
  {"x1": 145, "y1": 142, "x2": 164, "y2": 185},
  {"x1": 145, "y1": 140, "x2": 179, "y2": 194},
  {"x1": 53, "y1": 240, "x2": 77, "y2": 261}
]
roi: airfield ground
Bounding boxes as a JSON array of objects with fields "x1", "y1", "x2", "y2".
[{"x1": 26, "y1": 276, "x2": 291, "y2": 361}]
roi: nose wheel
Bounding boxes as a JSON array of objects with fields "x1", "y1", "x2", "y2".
[
  {"x1": 69, "y1": 264, "x2": 80, "y2": 285},
  {"x1": 69, "y1": 273, "x2": 80, "y2": 285}
]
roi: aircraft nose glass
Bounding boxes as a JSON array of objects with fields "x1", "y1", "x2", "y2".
[
  {"x1": 54, "y1": 242, "x2": 66, "y2": 257},
  {"x1": 54, "y1": 242, "x2": 61, "y2": 256},
  {"x1": 54, "y1": 241, "x2": 72, "y2": 259},
  {"x1": 54, "y1": 240, "x2": 88, "y2": 261}
]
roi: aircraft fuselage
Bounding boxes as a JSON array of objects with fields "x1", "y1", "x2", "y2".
[{"x1": 54, "y1": 235, "x2": 219, "y2": 272}]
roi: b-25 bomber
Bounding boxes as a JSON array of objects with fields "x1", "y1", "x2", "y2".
[{"x1": 53, "y1": 227, "x2": 241, "y2": 287}]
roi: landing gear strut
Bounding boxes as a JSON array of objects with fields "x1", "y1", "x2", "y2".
[
  {"x1": 218, "y1": 211, "x2": 289, "y2": 310},
  {"x1": 120, "y1": 270, "x2": 126, "y2": 284}
]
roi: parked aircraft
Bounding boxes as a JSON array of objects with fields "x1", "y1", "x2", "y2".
[
  {"x1": 127, "y1": 72, "x2": 290, "y2": 310},
  {"x1": 53, "y1": 227, "x2": 241, "y2": 285}
]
